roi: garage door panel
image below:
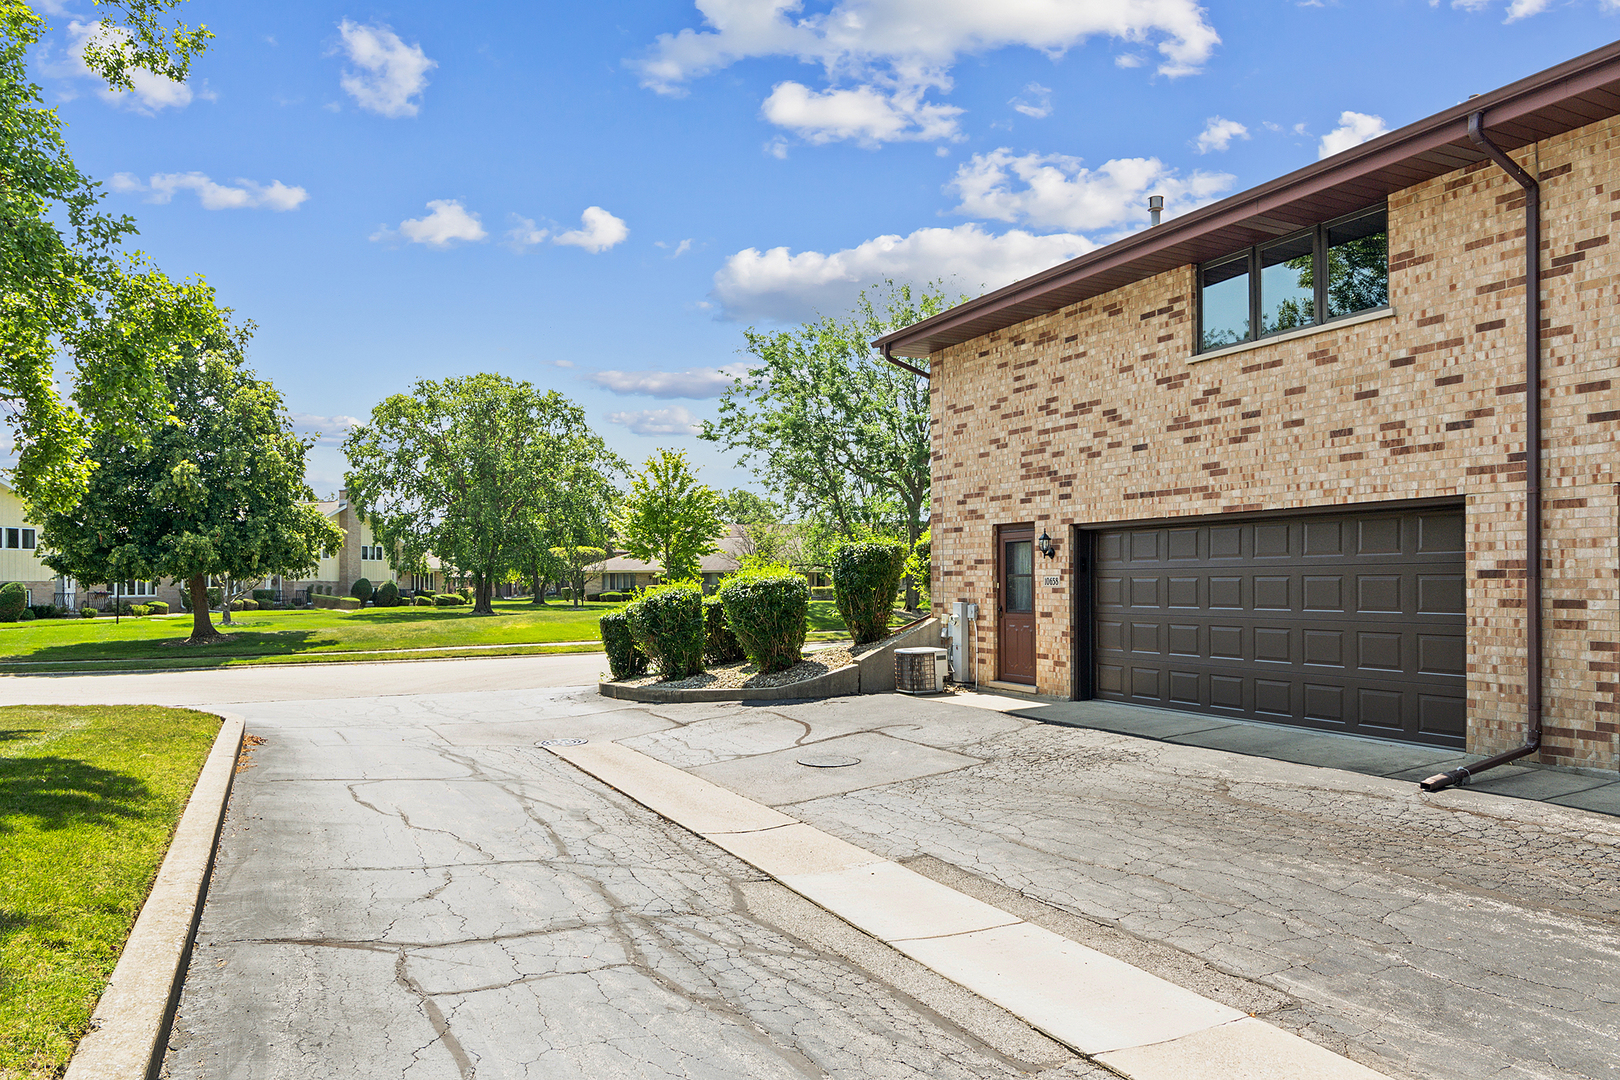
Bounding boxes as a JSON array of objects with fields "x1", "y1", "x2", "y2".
[{"x1": 1093, "y1": 506, "x2": 1466, "y2": 747}]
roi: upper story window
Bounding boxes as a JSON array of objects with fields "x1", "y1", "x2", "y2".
[
  {"x1": 4, "y1": 528, "x2": 34, "y2": 549},
  {"x1": 361, "y1": 545, "x2": 386, "y2": 562},
  {"x1": 1198, "y1": 205, "x2": 1388, "y2": 353}
]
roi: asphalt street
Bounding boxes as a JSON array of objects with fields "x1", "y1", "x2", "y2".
[{"x1": 6, "y1": 658, "x2": 1617, "y2": 1078}]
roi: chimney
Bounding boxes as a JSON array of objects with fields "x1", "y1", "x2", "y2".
[{"x1": 1148, "y1": 195, "x2": 1164, "y2": 226}]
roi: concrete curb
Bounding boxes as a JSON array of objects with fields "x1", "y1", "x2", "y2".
[{"x1": 64, "y1": 710, "x2": 245, "y2": 1080}]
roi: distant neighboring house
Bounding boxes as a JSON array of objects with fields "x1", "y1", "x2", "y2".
[
  {"x1": 0, "y1": 482, "x2": 76, "y2": 609},
  {"x1": 583, "y1": 525, "x2": 753, "y2": 597},
  {"x1": 277, "y1": 489, "x2": 422, "y2": 602}
]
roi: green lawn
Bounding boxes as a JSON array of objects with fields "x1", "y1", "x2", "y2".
[
  {"x1": 0, "y1": 598, "x2": 914, "y2": 672},
  {"x1": 0, "y1": 705, "x2": 220, "y2": 1078},
  {"x1": 0, "y1": 600, "x2": 623, "y2": 671}
]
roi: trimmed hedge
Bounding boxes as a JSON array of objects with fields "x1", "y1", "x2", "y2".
[
  {"x1": 719, "y1": 568, "x2": 808, "y2": 674},
  {"x1": 312, "y1": 593, "x2": 362, "y2": 610},
  {"x1": 810, "y1": 586, "x2": 834, "y2": 601},
  {"x1": 831, "y1": 539, "x2": 907, "y2": 645},
  {"x1": 81, "y1": 607, "x2": 97, "y2": 618},
  {"x1": 600, "y1": 611, "x2": 649, "y2": 680},
  {"x1": 0, "y1": 582, "x2": 27, "y2": 622},
  {"x1": 351, "y1": 577, "x2": 373, "y2": 604},
  {"x1": 228, "y1": 598, "x2": 259, "y2": 611},
  {"x1": 702, "y1": 595, "x2": 745, "y2": 666},
  {"x1": 147, "y1": 600, "x2": 169, "y2": 615},
  {"x1": 432, "y1": 593, "x2": 466, "y2": 607},
  {"x1": 252, "y1": 589, "x2": 276, "y2": 603},
  {"x1": 27, "y1": 604, "x2": 55, "y2": 619},
  {"x1": 375, "y1": 580, "x2": 400, "y2": 607},
  {"x1": 625, "y1": 582, "x2": 705, "y2": 680},
  {"x1": 597, "y1": 591, "x2": 631, "y2": 603},
  {"x1": 18, "y1": 608, "x2": 34, "y2": 621}
]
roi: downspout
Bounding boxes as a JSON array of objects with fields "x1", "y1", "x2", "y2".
[
  {"x1": 1421, "y1": 112, "x2": 1542, "y2": 792},
  {"x1": 880, "y1": 341, "x2": 932, "y2": 380}
]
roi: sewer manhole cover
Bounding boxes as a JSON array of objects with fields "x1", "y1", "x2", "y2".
[
  {"x1": 538, "y1": 738, "x2": 588, "y2": 747},
  {"x1": 796, "y1": 754, "x2": 860, "y2": 768}
]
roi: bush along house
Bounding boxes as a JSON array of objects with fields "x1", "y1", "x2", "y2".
[{"x1": 877, "y1": 43, "x2": 1620, "y2": 788}]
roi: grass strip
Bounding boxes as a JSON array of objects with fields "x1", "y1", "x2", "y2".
[{"x1": 0, "y1": 705, "x2": 220, "y2": 1078}]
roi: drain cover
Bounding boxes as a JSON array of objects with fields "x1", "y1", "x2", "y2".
[
  {"x1": 796, "y1": 754, "x2": 860, "y2": 768},
  {"x1": 538, "y1": 738, "x2": 588, "y2": 747}
]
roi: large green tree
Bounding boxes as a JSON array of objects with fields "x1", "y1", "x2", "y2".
[
  {"x1": 344, "y1": 375, "x2": 621, "y2": 615},
  {"x1": 38, "y1": 270, "x2": 341, "y2": 642},
  {"x1": 1, "y1": 1, "x2": 211, "y2": 514},
  {"x1": 613, "y1": 449, "x2": 721, "y2": 583},
  {"x1": 701, "y1": 281, "x2": 952, "y2": 605},
  {"x1": 701, "y1": 281, "x2": 949, "y2": 551}
]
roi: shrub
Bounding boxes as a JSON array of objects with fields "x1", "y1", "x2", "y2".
[
  {"x1": 252, "y1": 589, "x2": 276, "y2": 603},
  {"x1": 131, "y1": 604, "x2": 151, "y2": 617},
  {"x1": 433, "y1": 593, "x2": 466, "y2": 607},
  {"x1": 809, "y1": 586, "x2": 835, "y2": 602},
  {"x1": 702, "y1": 595, "x2": 745, "y2": 666},
  {"x1": 624, "y1": 582, "x2": 705, "y2": 680},
  {"x1": 147, "y1": 600, "x2": 169, "y2": 615},
  {"x1": 179, "y1": 586, "x2": 224, "y2": 612},
  {"x1": 831, "y1": 539, "x2": 907, "y2": 645},
  {"x1": 81, "y1": 606, "x2": 97, "y2": 618},
  {"x1": 19, "y1": 608, "x2": 35, "y2": 621},
  {"x1": 375, "y1": 580, "x2": 400, "y2": 607},
  {"x1": 600, "y1": 611, "x2": 649, "y2": 680},
  {"x1": 351, "y1": 577, "x2": 373, "y2": 605},
  {"x1": 597, "y1": 591, "x2": 630, "y2": 604},
  {"x1": 310, "y1": 593, "x2": 360, "y2": 610},
  {"x1": 27, "y1": 604, "x2": 55, "y2": 619},
  {"x1": 0, "y1": 583, "x2": 27, "y2": 622},
  {"x1": 719, "y1": 567, "x2": 808, "y2": 674}
]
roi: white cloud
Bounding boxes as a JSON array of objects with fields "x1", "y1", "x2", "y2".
[
  {"x1": 765, "y1": 137, "x2": 790, "y2": 158},
  {"x1": 554, "y1": 206, "x2": 629, "y2": 253},
  {"x1": 656, "y1": 238, "x2": 694, "y2": 257},
  {"x1": 1114, "y1": 53, "x2": 1145, "y2": 68},
  {"x1": 289, "y1": 413, "x2": 362, "y2": 446},
  {"x1": 504, "y1": 215, "x2": 550, "y2": 252},
  {"x1": 337, "y1": 20, "x2": 435, "y2": 118},
  {"x1": 56, "y1": 20, "x2": 193, "y2": 113},
  {"x1": 712, "y1": 222, "x2": 1091, "y2": 323},
  {"x1": 761, "y1": 80, "x2": 963, "y2": 145},
  {"x1": 109, "y1": 171, "x2": 309, "y2": 211},
  {"x1": 372, "y1": 199, "x2": 487, "y2": 247},
  {"x1": 1451, "y1": 0, "x2": 1561, "y2": 16},
  {"x1": 1194, "y1": 116, "x2": 1248, "y2": 154},
  {"x1": 946, "y1": 148, "x2": 1234, "y2": 233},
  {"x1": 589, "y1": 365, "x2": 750, "y2": 399},
  {"x1": 634, "y1": 0, "x2": 1219, "y2": 145},
  {"x1": 1317, "y1": 111, "x2": 1389, "y2": 159},
  {"x1": 608, "y1": 406, "x2": 703, "y2": 436},
  {"x1": 1010, "y1": 82, "x2": 1052, "y2": 119}
]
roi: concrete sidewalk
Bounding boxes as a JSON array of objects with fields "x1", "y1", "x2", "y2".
[{"x1": 606, "y1": 691, "x2": 1620, "y2": 1080}]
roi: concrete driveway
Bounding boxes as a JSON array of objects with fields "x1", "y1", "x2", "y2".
[{"x1": 7, "y1": 657, "x2": 1615, "y2": 1078}]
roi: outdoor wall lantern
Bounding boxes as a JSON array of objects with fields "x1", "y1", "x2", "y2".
[{"x1": 1036, "y1": 530, "x2": 1055, "y2": 559}]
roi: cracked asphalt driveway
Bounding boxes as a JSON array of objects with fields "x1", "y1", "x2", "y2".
[
  {"x1": 147, "y1": 672, "x2": 1620, "y2": 1079},
  {"x1": 160, "y1": 686, "x2": 1104, "y2": 1079}
]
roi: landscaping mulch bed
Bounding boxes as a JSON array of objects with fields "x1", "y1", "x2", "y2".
[{"x1": 612, "y1": 623, "x2": 922, "y2": 691}]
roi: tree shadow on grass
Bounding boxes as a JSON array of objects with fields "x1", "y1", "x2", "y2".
[
  {"x1": 0, "y1": 756, "x2": 151, "y2": 832},
  {"x1": 4, "y1": 630, "x2": 327, "y2": 669},
  {"x1": 0, "y1": 729, "x2": 41, "y2": 742}
]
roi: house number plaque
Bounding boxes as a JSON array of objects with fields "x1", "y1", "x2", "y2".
[{"x1": 1042, "y1": 575, "x2": 1062, "y2": 587}]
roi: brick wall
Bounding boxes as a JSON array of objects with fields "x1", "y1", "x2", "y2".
[{"x1": 931, "y1": 114, "x2": 1619, "y2": 770}]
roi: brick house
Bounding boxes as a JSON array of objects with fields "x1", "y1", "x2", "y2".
[{"x1": 876, "y1": 43, "x2": 1620, "y2": 774}]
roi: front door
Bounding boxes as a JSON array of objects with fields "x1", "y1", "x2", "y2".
[{"x1": 999, "y1": 527, "x2": 1036, "y2": 684}]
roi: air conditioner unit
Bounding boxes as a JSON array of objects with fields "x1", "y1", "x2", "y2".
[{"x1": 895, "y1": 647, "x2": 947, "y2": 695}]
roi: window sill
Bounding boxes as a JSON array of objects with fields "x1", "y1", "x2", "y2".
[{"x1": 1189, "y1": 305, "x2": 1396, "y2": 365}]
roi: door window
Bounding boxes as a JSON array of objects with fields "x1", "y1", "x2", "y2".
[{"x1": 1005, "y1": 540, "x2": 1034, "y2": 613}]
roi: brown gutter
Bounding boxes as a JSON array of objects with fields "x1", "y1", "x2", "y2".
[
  {"x1": 879, "y1": 342, "x2": 931, "y2": 380},
  {"x1": 1420, "y1": 112, "x2": 1542, "y2": 793}
]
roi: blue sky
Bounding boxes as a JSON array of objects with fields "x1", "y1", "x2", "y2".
[{"x1": 26, "y1": 0, "x2": 1620, "y2": 497}]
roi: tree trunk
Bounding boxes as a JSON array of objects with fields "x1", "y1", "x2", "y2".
[
  {"x1": 188, "y1": 574, "x2": 219, "y2": 642},
  {"x1": 530, "y1": 571, "x2": 545, "y2": 605},
  {"x1": 473, "y1": 574, "x2": 495, "y2": 615}
]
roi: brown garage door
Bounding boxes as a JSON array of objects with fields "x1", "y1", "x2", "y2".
[{"x1": 1092, "y1": 506, "x2": 1466, "y2": 747}]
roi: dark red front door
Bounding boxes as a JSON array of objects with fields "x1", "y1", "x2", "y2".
[{"x1": 999, "y1": 528, "x2": 1036, "y2": 684}]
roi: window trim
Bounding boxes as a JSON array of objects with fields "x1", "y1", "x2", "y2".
[{"x1": 1196, "y1": 203, "x2": 1388, "y2": 355}]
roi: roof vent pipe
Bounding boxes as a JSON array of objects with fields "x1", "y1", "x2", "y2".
[
  {"x1": 1421, "y1": 111, "x2": 1542, "y2": 794},
  {"x1": 1148, "y1": 195, "x2": 1164, "y2": 226}
]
